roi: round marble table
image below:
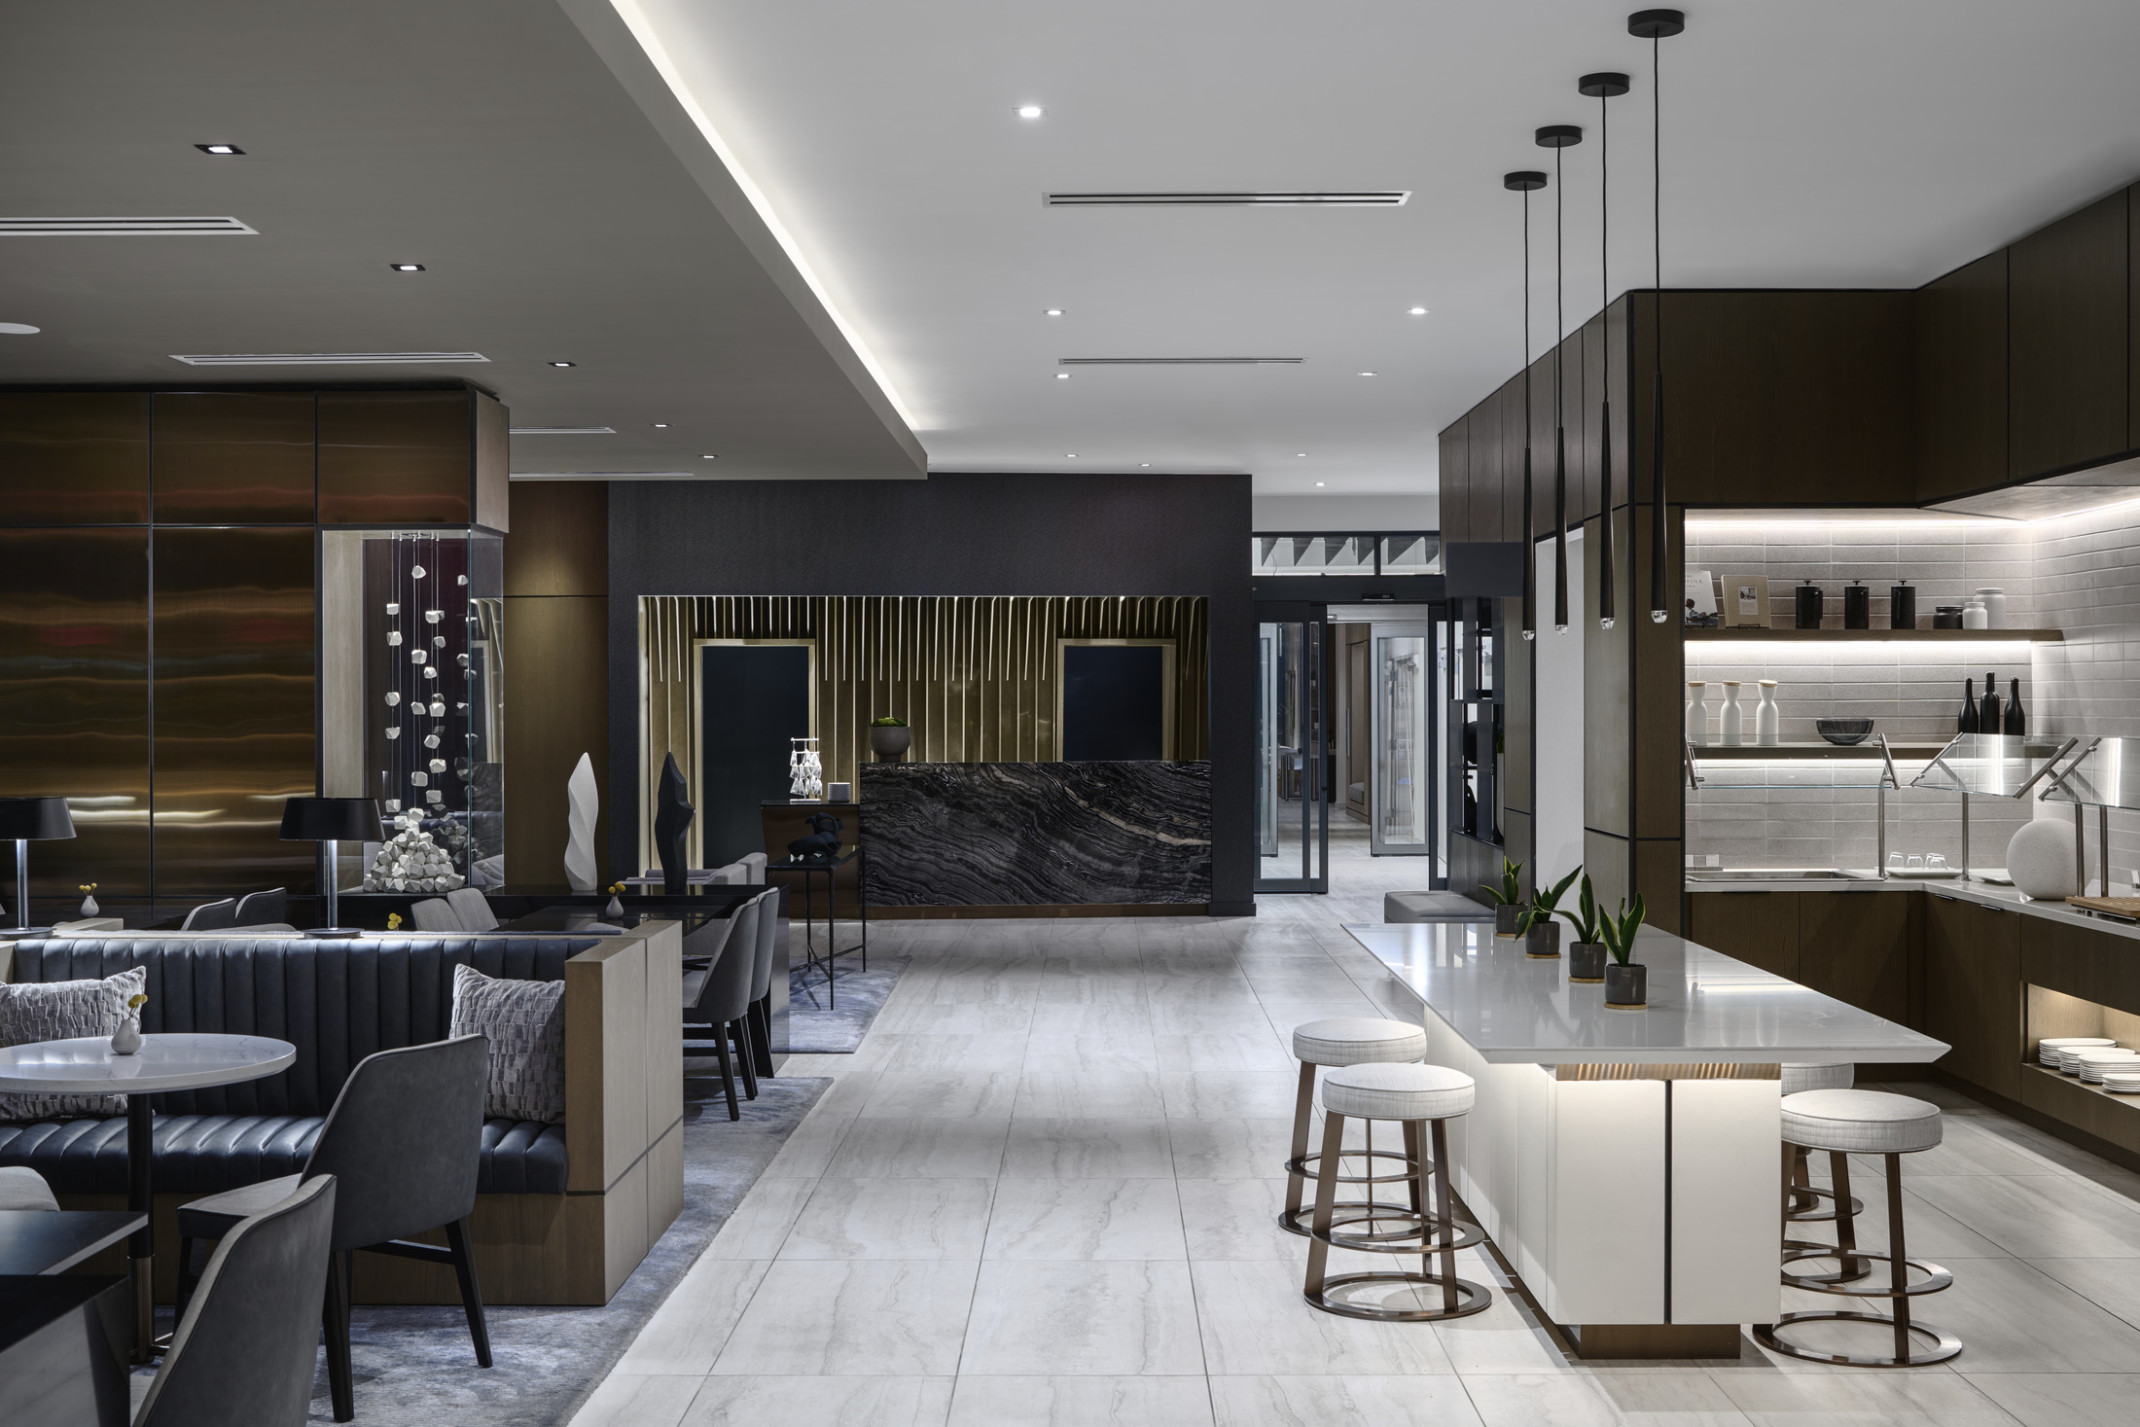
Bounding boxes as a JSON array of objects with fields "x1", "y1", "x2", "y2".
[{"x1": 0, "y1": 1032, "x2": 296, "y2": 1358}]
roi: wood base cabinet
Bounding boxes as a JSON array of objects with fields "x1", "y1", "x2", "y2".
[{"x1": 1923, "y1": 891, "x2": 2021, "y2": 1100}]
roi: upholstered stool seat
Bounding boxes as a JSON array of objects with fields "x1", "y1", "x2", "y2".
[
  {"x1": 1279, "y1": 1018, "x2": 1427, "y2": 1239},
  {"x1": 1757, "y1": 1088, "x2": 1959, "y2": 1367},
  {"x1": 1781, "y1": 1061, "x2": 1854, "y2": 1096},
  {"x1": 1321, "y1": 1062, "x2": 1476, "y2": 1122},
  {"x1": 1780, "y1": 1063, "x2": 1858, "y2": 1230}
]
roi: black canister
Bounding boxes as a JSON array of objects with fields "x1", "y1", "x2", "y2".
[
  {"x1": 1843, "y1": 580, "x2": 1871, "y2": 629},
  {"x1": 1890, "y1": 582, "x2": 1916, "y2": 630},
  {"x1": 1794, "y1": 580, "x2": 1825, "y2": 629},
  {"x1": 1933, "y1": 605, "x2": 1964, "y2": 629}
]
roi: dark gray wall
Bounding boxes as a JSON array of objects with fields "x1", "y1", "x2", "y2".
[{"x1": 606, "y1": 472, "x2": 1256, "y2": 913}]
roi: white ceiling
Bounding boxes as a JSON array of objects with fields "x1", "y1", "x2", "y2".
[{"x1": 622, "y1": 0, "x2": 2140, "y2": 500}]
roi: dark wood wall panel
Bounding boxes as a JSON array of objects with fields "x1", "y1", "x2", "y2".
[
  {"x1": 151, "y1": 393, "x2": 317, "y2": 524},
  {"x1": 1914, "y1": 252, "x2": 2009, "y2": 502},
  {"x1": 503, "y1": 595, "x2": 609, "y2": 890},
  {"x1": 504, "y1": 481, "x2": 608, "y2": 598},
  {"x1": 151, "y1": 528, "x2": 318, "y2": 896},
  {"x1": 2009, "y1": 190, "x2": 2130, "y2": 480},
  {"x1": 0, "y1": 530, "x2": 150, "y2": 907},
  {"x1": 0, "y1": 393, "x2": 149, "y2": 525},
  {"x1": 1437, "y1": 422, "x2": 1468, "y2": 541},
  {"x1": 1468, "y1": 388, "x2": 1503, "y2": 541},
  {"x1": 319, "y1": 391, "x2": 473, "y2": 524},
  {"x1": 1497, "y1": 375, "x2": 1528, "y2": 541},
  {"x1": 2131, "y1": 184, "x2": 2140, "y2": 455}
]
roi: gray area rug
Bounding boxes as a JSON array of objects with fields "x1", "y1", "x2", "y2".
[
  {"x1": 135, "y1": 1066, "x2": 828, "y2": 1427},
  {"x1": 787, "y1": 953, "x2": 908, "y2": 1053}
]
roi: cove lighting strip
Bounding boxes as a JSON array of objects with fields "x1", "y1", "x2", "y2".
[
  {"x1": 1686, "y1": 639, "x2": 2038, "y2": 659},
  {"x1": 1688, "y1": 495, "x2": 2140, "y2": 532}
]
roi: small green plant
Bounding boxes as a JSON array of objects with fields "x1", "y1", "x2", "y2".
[
  {"x1": 1598, "y1": 894, "x2": 1648, "y2": 965},
  {"x1": 1521, "y1": 866, "x2": 1581, "y2": 934},
  {"x1": 127, "y1": 992, "x2": 147, "y2": 1011},
  {"x1": 869, "y1": 715, "x2": 909, "y2": 727},
  {"x1": 1480, "y1": 857, "x2": 1524, "y2": 906},
  {"x1": 1556, "y1": 873, "x2": 1604, "y2": 943}
]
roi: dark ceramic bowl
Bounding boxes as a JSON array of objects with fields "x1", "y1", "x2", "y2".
[{"x1": 1816, "y1": 717, "x2": 1875, "y2": 746}]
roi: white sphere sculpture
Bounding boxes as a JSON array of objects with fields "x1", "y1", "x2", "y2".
[{"x1": 2007, "y1": 819, "x2": 2077, "y2": 900}]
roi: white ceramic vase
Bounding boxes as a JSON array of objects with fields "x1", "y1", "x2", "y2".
[
  {"x1": 1685, "y1": 682, "x2": 1710, "y2": 747},
  {"x1": 1755, "y1": 681, "x2": 1780, "y2": 746},
  {"x1": 1719, "y1": 682, "x2": 1745, "y2": 746},
  {"x1": 2008, "y1": 818, "x2": 2077, "y2": 900},
  {"x1": 111, "y1": 1016, "x2": 142, "y2": 1056}
]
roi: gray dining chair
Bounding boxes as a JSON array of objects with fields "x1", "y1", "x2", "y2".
[
  {"x1": 745, "y1": 887, "x2": 781, "y2": 1078},
  {"x1": 137, "y1": 1175, "x2": 337, "y2": 1427},
  {"x1": 410, "y1": 896, "x2": 463, "y2": 932},
  {"x1": 179, "y1": 897, "x2": 237, "y2": 931},
  {"x1": 446, "y1": 886, "x2": 499, "y2": 931},
  {"x1": 684, "y1": 895, "x2": 760, "y2": 1119},
  {"x1": 233, "y1": 887, "x2": 288, "y2": 927},
  {"x1": 0, "y1": 1165, "x2": 59, "y2": 1210},
  {"x1": 175, "y1": 1036, "x2": 491, "y2": 1423}
]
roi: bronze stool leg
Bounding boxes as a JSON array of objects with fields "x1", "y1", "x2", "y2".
[
  {"x1": 1430, "y1": 1117, "x2": 1457, "y2": 1315},
  {"x1": 1282, "y1": 1060, "x2": 1316, "y2": 1228},
  {"x1": 1831, "y1": 1151, "x2": 1864, "y2": 1281},
  {"x1": 1886, "y1": 1152, "x2": 1909, "y2": 1363},
  {"x1": 1302, "y1": 1109, "x2": 1346, "y2": 1302}
]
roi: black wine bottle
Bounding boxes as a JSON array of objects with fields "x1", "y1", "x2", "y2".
[
  {"x1": 2004, "y1": 677, "x2": 2026, "y2": 736},
  {"x1": 1979, "y1": 671, "x2": 2002, "y2": 736},
  {"x1": 1959, "y1": 677, "x2": 1979, "y2": 734}
]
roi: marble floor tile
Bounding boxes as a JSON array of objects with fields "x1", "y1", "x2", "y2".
[
  {"x1": 877, "y1": 1034, "x2": 1033, "y2": 1073},
  {"x1": 946, "y1": 1375, "x2": 1214, "y2": 1427},
  {"x1": 568, "y1": 1373, "x2": 703, "y2": 1427},
  {"x1": 1027, "y1": 1003, "x2": 1154, "y2": 1036},
  {"x1": 874, "y1": 1002, "x2": 1040, "y2": 1036},
  {"x1": 1176, "y1": 1179, "x2": 1309, "y2": 1262},
  {"x1": 1255, "y1": 997, "x2": 1390, "y2": 1026},
  {"x1": 1909, "y1": 1173, "x2": 2140, "y2": 1258},
  {"x1": 2030, "y1": 1255, "x2": 2140, "y2": 1327},
  {"x1": 1775, "y1": 1184, "x2": 2013, "y2": 1261},
  {"x1": 781, "y1": 1177, "x2": 995, "y2": 1260},
  {"x1": 1460, "y1": 1371, "x2": 1754, "y2": 1426},
  {"x1": 1191, "y1": 1260, "x2": 1456, "y2": 1376},
  {"x1": 1906, "y1": 1118, "x2": 2089, "y2": 1177},
  {"x1": 681, "y1": 1376, "x2": 955, "y2": 1427},
  {"x1": 1161, "y1": 1070, "x2": 1303, "y2": 1120},
  {"x1": 1962, "y1": 1372, "x2": 2140, "y2": 1427},
  {"x1": 614, "y1": 1259, "x2": 774, "y2": 1375},
  {"x1": 1021, "y1": 1034, "x2": 1156, "y2": 1073},
  {"x1": 1429, "y1": 1275, "x2": 1571, "y2": 1374},
  {"x1": 984, "y1": 1177, "x2": 1187, "y2": 1260},
  {"x1": 1152, "y1": 1032, "x2": 1295, "y2": 1073},
  {"x1": 961, "y1": 1261, "x2": 1205, "y2": 1376},
  {"x1": 1166, "y1": 1118, "x2": 1298, "y2": 1179},
  {"x1": 705, "y1": 1176, "x2": 818, "y2": 1259},
  {"x1": 1148, "y1": 1002, "x2": 1283, "y2": 1037},
  {"x1": 1208, "y1": 1374, "x2": 1484, "y2": 1427},
  {"x1": 1000, "y1": 1117, "x2": 1175, "y2": 1178},
  {"x1": 861, "y1": 1070, "x2": 1022, "y2": 1119},
  {"x1": 1017, "y1": 1068, "x2": 1168, "y2": 1118},
  {"x1": 712, "y1": 1260, "x2": 979, "y2": 1376},
  {"x1": 1711, "y1": 1370, "x2": 2021, "y2": 1425},
  {"x1": 823, "y1": 1117, "x2": 1012, "y2": 1179}
]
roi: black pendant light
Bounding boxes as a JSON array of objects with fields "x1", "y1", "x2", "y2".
[
  {"x1": 1505, "y1": 169, "x2": 1547, "y2": 641},
  {"x1": 1630, "y1": 8, "x2": 1685, "y2": 622},
  {"x1": 1580, "y1": 72, "x2": 1629, "y2": 630},
  {"x1": 1536, "y1": 122, "x2": 1582, "y2": 634}
]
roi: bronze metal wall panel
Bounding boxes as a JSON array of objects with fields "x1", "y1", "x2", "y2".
[
  {"x1": 151, "y1": 528, "x2": 317, "y2": 894},
  {"x1": 0, "y1": 530, "x2": 150, "y2": 904},
  {"x1": 151, "y1": 393, "x2": 317, "y2": 523},
  {"x1": 0, "y1": 393, "x2": 150, "y2": 524},
  {"x1": 318, "y1": 391, "x2": 472, "y2": 524}
]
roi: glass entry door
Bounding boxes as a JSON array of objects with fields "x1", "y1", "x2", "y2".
[
  {"x1": 1370, "y1": 622, "x2": 1434, "y2": 856},
  {"x1": 1255, "y1": 611, "x2": 1326, "y2": 892}
]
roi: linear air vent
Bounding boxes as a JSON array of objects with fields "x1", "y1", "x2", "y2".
[
  {"x1": 170, "y1": 351, "x2": 490, "y2": 366},
  {"x1": 1, "y1": 216, "x2": 258, "y2": 236},
  {"x1": 1058, "y1": 357, "x2": 1305, "y2": 366},
  {"x1": 508, "y1": 426, "x2": 616, "y2": 435},
  {"x1": 1045, "y1": 191, "x2": 1408, "y2": 208}
]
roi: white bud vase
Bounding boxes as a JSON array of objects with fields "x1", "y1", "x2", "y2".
[
  {"x1": 1685, "y1": 682, "x2": 1710, "y2": 747},
  {"x1": 1755, "y1": 680, "x2": 1780, "y2": 746},
  {"x1": 111, "y1": 1015, "x2": 142, "y2": 1056},
  {"x1": 1719, "y1": 681, "x2": 1745, "y2": 746}
]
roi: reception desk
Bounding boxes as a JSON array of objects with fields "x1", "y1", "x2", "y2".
[{"x1": 859, "y1": 760, "x2": 1211, "y2": 914}]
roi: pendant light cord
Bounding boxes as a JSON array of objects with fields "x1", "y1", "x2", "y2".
[
  {"x1": 1598, "y1": 80, "x2": 1616, "y2": 628},
  {"x1": 1647, "y1": 25, "x2": 1669, "y2": 621},
  {"x1": 1553, "y1": 140, "x2": 1568, "y2": 633},
  {"x1": 1521, "y1": 183, "x2": 1536, "y2": 639}
]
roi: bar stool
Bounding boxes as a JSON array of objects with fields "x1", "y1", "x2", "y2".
[
  {"x1": 1282, "y1": 1018, "x2": 1428, "y2": 1238},
  {"x1": 1780, "y1": 1063, "x2": 1861, "y2": 1265},
  {"x1": 1302, "y1": 1062, "x2": 1491, "y2": 1322},
  {"x1": 1755, "y1": 1088, "x2": 1960, "y2": 1367}
]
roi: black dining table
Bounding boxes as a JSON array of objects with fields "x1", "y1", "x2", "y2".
[{"x1": 0, "y1": 1211, "x2": 145, "y2": 1277}]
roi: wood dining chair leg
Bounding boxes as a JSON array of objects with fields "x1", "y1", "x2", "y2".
[
  {"x1": 445, "y1": 1217, "x2": 492, "y2": 1367},
  {"x1": 734, "y1": 1017, "x2": 760, "y2": 1100},
  {"x1": 712, "y1": 1034, "x2": 741, "y2": 1120}
]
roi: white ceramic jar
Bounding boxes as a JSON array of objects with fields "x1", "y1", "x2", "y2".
[
  {"x1": 1685, "y1": 682, "x2": 1710, "y2": 747},
  {"x1": 1719, "y1": 680, "x2": 1744, "y2": 746},
  {"x1": 1976, "y1": 587, "x2": 2006, "y2": 628},
  {"x1": 1755, "y1": 680, "x2": 1780, "y2": 746},
  {"x1": 1962, "y1": 598, "x2": 1989, "y2": 630}
]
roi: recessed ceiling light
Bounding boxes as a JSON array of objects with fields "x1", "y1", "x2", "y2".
[
  {"x1": 1066, "y1": 453, "x2": 1077, "y2": 459},
  {"x1": 549, "y1": 361, "x2": 575, "y2": 368},
  {"x1": 701, "y1": 453, "x2": 719, "y2": 460},
  {"x1": 1044, "y1": 308, "x2": 1064, "y2": 317},
  {"x1": 1056, "y1": 373, "x2": 1071, "y2": 380},
  {"x1": 0, "y1": 323, "x2": 39, "y2": 335},
  {"x1": 1295, "y1": 452, "x2": 1307, "y2": 458},
  {"x1": 1016, "y1": 105, "x2": 1044, "y2": 119},
  {"x1": 509, "y1": 426, "x2": 616, "y2": 435},
  {"x1": 389, "y1": 263, "x2": 425, "y2": 273},
  {"x1": 652, "y1": 422, "x2": 669, "y2": 428},
  {"x1": 1407, "y1": 306, "x2": 1428, "y2": 316},
  {"x1": 195, "y1": 143, "x2": 244, "y2": 156},
  {"x1": 1316, "y1": 481, "x2": 1326, "y2": 487},
  {"x1": 1140, "y1": 462, "x2": 1150, "y2": 468},
  {"x1": 1357, "y1": 371, "x2": 1377, "y2": 377}
]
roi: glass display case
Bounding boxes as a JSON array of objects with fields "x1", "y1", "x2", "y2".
[{"x1": 1908, "y1": 732, "x2": 2078, "y2": 882}]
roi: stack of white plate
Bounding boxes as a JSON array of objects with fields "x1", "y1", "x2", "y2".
[
  {"x1": 2102, "y1": 1070, "x2": 2140, "y2": 1095},
  {"x1": 2041, "y1": 1037, "x2": 2115, "y2": 1068},
  {"x1": 2075, "y1": 1048, "x2": 2140, "y2": 1083},
  {"x1": 2056, "y1": 1042, "x2": 2122, "y2": 1074}
]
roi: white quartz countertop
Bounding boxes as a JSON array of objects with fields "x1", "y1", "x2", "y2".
[
  {"x1": 1685, "y1": 874, "x2": 2140, "y2": 942},
  {"x1": 1346, "y1": 921, "x2": 1950, "y2": 1065}
]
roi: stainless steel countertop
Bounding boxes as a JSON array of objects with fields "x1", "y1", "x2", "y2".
[{"x1": 1345, "y1": 921, "x2": 1950, "y2": 1065}]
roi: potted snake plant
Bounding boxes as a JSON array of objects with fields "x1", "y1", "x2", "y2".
[
  {"x1": 1521, "y1": 867, "x2": 1579, "y2": 959},
  {"x1": 1600, "y1": 894, "x2": 1649, "y2": 1008},
  {"x1": 1481, "y1": 857, "x2": 1524, "y2": 937},
  {"x1": 1557, "y1": 874, "x2": 1608, "y2": 983}
]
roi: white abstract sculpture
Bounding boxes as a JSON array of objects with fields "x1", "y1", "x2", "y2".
[
  {"x1": 565, "y1": 752, "x2": 599, "y2": 891},
  {"x1": 2007, "y1": 818, "x2": 2077, "y2": 900}
]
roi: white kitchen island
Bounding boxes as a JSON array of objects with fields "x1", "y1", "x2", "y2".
[{"x1": 1344, "y1": 920, "x2": 1949, "y2": 1358}]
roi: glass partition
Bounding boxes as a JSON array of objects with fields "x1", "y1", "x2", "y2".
[
  {"x1": 1909, "y1": 733, "x2": 2076, "y2": 799},
  {"x1": 1255, "y1": 617, "x2": 1326, "y2": 890},
  {"x1": 2038, "y1": 736, "x2": 2140, "y2": 810}
]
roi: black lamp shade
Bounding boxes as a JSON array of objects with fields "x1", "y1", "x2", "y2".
[
  {"x1": 280, "y1": 797, "x2": 382, "y2": 842},
  {"x1": 0, "y1": 796, "x2": 76, "y2": 841}
]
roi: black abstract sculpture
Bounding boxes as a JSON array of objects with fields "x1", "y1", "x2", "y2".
[
  {"x1": 654, "y1": 752, "x2": 694, "y2": 894},
  {"x1": 787, "y1": 812, "x2": 843, "y2": 862}
]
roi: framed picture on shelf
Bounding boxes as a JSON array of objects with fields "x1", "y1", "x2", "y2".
[{"x1": 1720, "y1": 574, "x2": 1771, "y2": 628}]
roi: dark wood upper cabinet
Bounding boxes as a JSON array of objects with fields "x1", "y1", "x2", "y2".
[
  {"x1": 1913, "y1": 252, "x2": 2008, "y2": 502},
  {"x1": 1498, "y1": 375, "x2": 1528, "y2": 541},
  {"x1": 1438, "y1": 418, "x2": 1469, "y2": 542},
  {"x1": 2131, "y1": 185, "x2": 2140, "y2": 454},
  {"x1": 1468, "y1": 385, "x2": 1504, "y2": 541},
  {"x1": 2009, "y1": 189, "x2": 2130, "y2": 481}
]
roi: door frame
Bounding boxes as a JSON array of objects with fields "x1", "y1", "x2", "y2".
[{"x1": 1253, "y1": 601, "x2": 1328, "y2": 895}]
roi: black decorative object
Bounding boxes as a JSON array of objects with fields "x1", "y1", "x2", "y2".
[
  {"x1": 1794, "y1": 580, "x2": 1825, "y2": 629},
  {"x1": 1506, "y1": 169, "x2": 1548, "y2": 641},
  {"x1": 1958, "y1": 677, "x2": 1979, "y2": 734},
  {"x1": 2005, "y1": 677, "x2": 2026, "y2": 736},
  {"x1": 1537, "y1": 122, "x2": 1583, "y2": 633},
  {"x1": 0, "y1": 795, "x2": 75, "y2": 932},
  {"x1": 1843, "y1": 580, "x2": 1871, "y2": 629},
  {"x1": 1978, "y1": 670, "x2": 2001, "y2": 736},
  {"x1": 1890, "y1": 582, "x2": 1916, "y2": 630},
  {"x1": 278, "y1": 796, "x2": 381, "y2": 935},
  {"x1": 1933, "y1": 605, "x2": 1964, "y2": 629},
  {"x1": 1580, "y1": 71, "x2": 1629, "y2": 628},
  {"x1": 1630, "y1": 8, "x2": 1685, "y2": 622},
  {"x1": 1816, "y1": 718, "x2": 1874, "y2": 746},
  {"x1": 654, "y1": 752, "x2": 695, "y2": 895},
  {"x1": 786, "y1": 812, "x2": 844, "y2": 862}
]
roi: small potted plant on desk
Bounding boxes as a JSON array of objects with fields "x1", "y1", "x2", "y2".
[
  {"x1": 868, "y1": 715, "x2": 912, "y2": 763},
  {"x1": 1521, "y1": 867, "x2": 1579, "y2": 959},
  {"x1": 1558, "y1": 875, "x2": 1608, "y2": 983},
  {"x1": 1481, "y1": 858, "x2": 1524, "y2": 937},
  {"x1": 1600, "y1": 894, "x2": 1649, "y2": 1008}
]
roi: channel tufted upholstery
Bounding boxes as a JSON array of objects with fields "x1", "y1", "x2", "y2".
[{"x1": 0, "y1": 935, "x2": 596, "y2": 1196}]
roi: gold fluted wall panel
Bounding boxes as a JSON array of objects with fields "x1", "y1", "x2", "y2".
[{"x1": 640, "y1": 596, "x2": 1208, "y2": 869}]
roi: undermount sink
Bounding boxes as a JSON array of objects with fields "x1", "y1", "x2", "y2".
[{"x1": 1687, "y1": 868, "x2": 1875, "y2": 882}]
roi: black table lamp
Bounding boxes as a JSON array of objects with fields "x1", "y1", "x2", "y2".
[
  {"x1": 0, "y1": 796, "x2": 76, "y2": 932},
  {"x1": 280, "y1": 797, "x2": 380, "y2": 935}
]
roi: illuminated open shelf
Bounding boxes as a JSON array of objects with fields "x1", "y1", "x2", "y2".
[{"x1": 1685, "y1": 627, "x2": 2062, "y2": 643}]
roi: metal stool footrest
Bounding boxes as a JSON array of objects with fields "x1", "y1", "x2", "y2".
[
  {"x1": 1781, "y1": 1248, "x2": 1953, "y2": 1297},
  {"x1": 1308, "y1": 1208, "x2": 1486, "y2": 1255},
  {"x1": 1754, "y1": 1311, "x2": 1962, "y2": 1367},
  {"x1": 1780, "y1": 1237, "x2": 1872, "y2": 1285},
  {"x1": 1286, "y1": 1148, "x2": 1423, "y2": 1185},
  {"x1": 1303, "y1": 1270, "x2": 1492, "y2": 1323},
  {"x1": 1785, "y1": 1182, "x2": 1865, "y2": 1223}
]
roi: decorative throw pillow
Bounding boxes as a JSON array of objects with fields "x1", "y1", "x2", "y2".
[
  {"x1": 449, "y1": 964, "x2": 566, "y2": 1124},
  {"x1": 0, "y1": 967, "x2": 146, "y2": 1121}
]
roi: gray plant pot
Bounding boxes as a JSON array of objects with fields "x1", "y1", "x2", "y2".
[
  {"x1": 868, "y1": 725, "x2": 912, "y2": 762},
  {"x1": 1604, "y1": 960, "x2": 1648, "y2": 1008},
  {"x1": 1568, "y1": 942, "x2": 1607, "y2": 982},
  {"x1": 1495, "y1": 903, "x2": 1521, "y2": 937},
  {"x1": 1524, "y1": 920, "x2": 1561, "y2": 959}
]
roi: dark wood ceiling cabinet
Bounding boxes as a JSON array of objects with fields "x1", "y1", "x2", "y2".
[
  {"x1": 1438, "y1": 418, "x2": 1470, "y2": 542},
  {"x1": 1468, "y1": 384, "x2": 1505, "y2": 541},
  {"x1": 1914, "y1": 252, "x2": 2009, "y2": 502},
  {"x1": 2009, "y1": 189, "x2": 2130, "y2": 481}
]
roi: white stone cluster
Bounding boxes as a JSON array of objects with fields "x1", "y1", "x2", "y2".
[{"x1": 361, "y1": 812, "x2": 465, "y2": 893}]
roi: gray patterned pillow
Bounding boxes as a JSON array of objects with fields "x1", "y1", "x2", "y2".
[
  {"x1": 0, "y1": 967, "x2": 147, "y2": 1121},
  {"x1": 449, "y1": 964, "x2": 566, "y2": 1124}
]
